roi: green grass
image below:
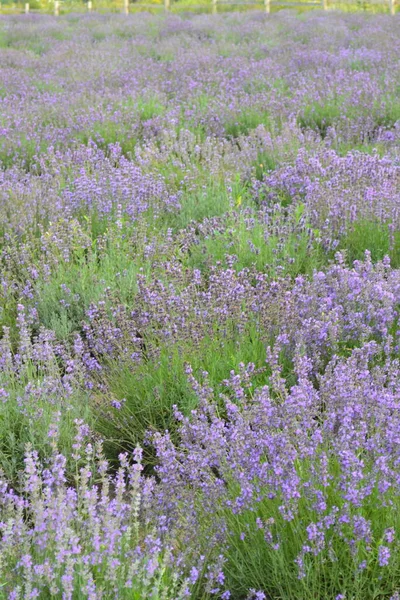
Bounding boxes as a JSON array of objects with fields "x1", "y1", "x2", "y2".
[
  {"x1": 253, "y1": 151, "x2": 279, "y2": 181},
  {"x1": 0, "y1": 360, "x2": 92, "y2": 485},
  {"x1": 338, "y1": 220, "x2": 400, "y2": 268},
  {"x1": 164, "y1": 178, "x2": 250, "y2": 229},
  {"x1": 374, "y1": 99, "x2": 400, "y2": 129},
  {"x1": 298, "y1": 101, "x2": 344, "y2": 139},
  {"x1": 184, "y1": 206, "x2": 325, "y2": 277},
  {"x1": 97, "y1": 322, "x2": 268, "y2": 463},
  {"x1": 298, "y1": 95, "x2": 400, "y2": 144},
  {"x1": 34, "y1": 222, "x2": 155, "y2": 341},
  {"x1": 224, "y1": 109, "x2": 271, "y2": 139}
]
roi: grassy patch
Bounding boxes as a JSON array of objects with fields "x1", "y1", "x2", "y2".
[
  {"x1": 338, "y1": 220, "x2": 400, "y2": 268},
  {"x1": 185, "y1": 206, "x2": 325, "y2": 277},
  {"x1": 224, "y1": 109, "x2": 271, "y2": 138}
]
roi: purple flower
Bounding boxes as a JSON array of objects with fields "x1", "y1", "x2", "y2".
[{"x1": 378, "y1": 546, "x2": 391, "y2": 567}]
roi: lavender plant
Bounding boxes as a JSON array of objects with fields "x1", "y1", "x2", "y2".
[{"x1": 1, "y1": 10, "x2": 400, "y2": 600}]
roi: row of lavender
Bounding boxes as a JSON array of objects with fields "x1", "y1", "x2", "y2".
[{"x1": 1, "y1": 11, "x2": 400, "y2": 599}]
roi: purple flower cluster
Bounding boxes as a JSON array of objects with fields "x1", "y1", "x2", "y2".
[
  {"x1": 0, "y1": 434, "x2": 195, "y2": 598},
  {"x1": 83, "y1": 252, "x2": 400, "y2": 373},
  {"x1": 255, "y1": 148, "x2": 400, "y2": 249}
]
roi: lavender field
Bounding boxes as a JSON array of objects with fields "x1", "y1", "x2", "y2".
[{"x1": 1, "y1": 10, "x2": 400, "y2": 599}]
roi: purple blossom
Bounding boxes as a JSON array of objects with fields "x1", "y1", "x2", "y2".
[{"x1": 378, "y1": 546, "x2": 391, "y2": 567}]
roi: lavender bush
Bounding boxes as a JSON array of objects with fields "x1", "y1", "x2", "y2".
[{"x1": 1, "y1": 10, "x2": 400, "y2": 599}]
